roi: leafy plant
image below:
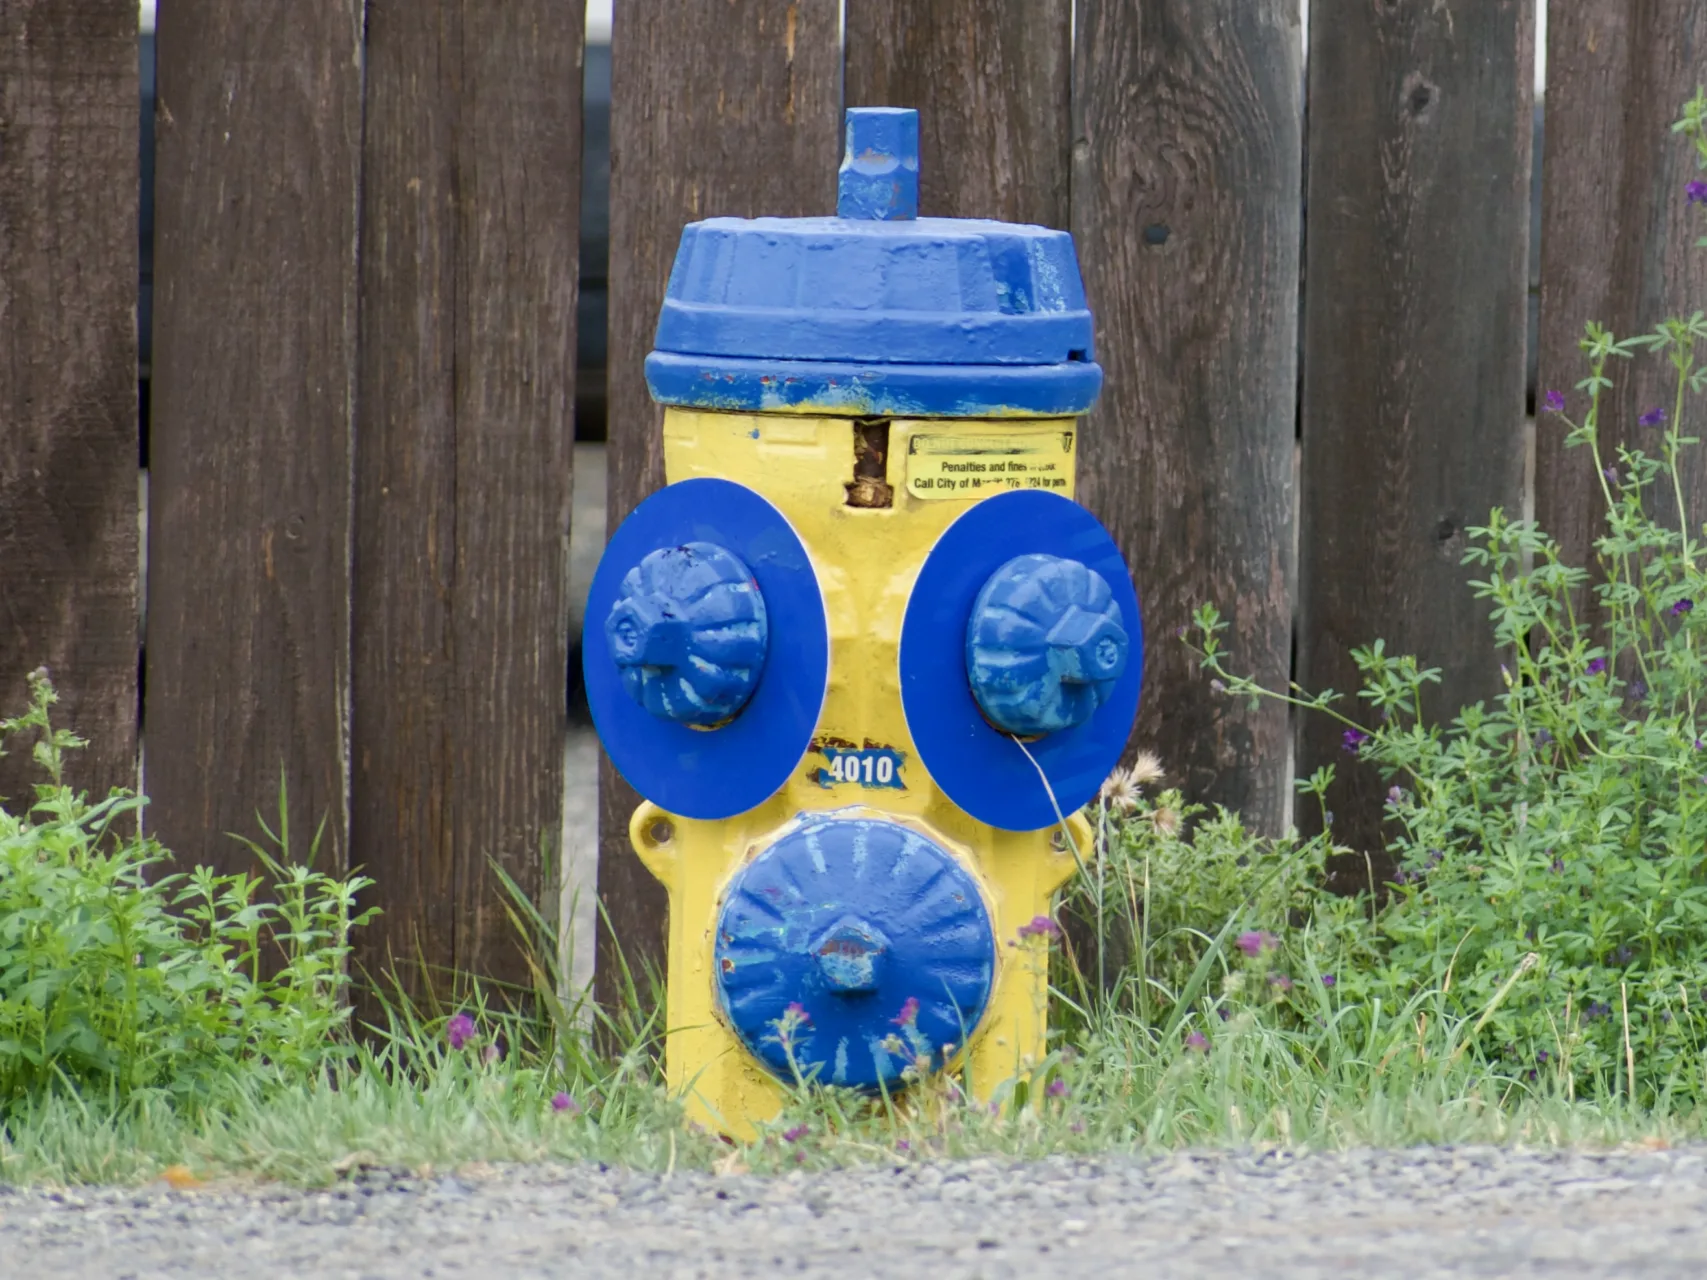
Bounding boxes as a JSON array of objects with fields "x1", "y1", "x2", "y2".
[
  {"x1": 0, "y1": 669, "x2": 374, "y2": 1109},
  {"x1": 1174, "y1": 90, "x2": 1707, "y2": 1105}
]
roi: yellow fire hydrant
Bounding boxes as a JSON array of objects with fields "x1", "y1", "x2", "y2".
[{"x1": 584, "y1": 108, "x2": 1142, "y2": 1139}]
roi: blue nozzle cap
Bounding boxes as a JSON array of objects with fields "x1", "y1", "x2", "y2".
[
  {"x1": 838, "y1": 107, "x2": 919, "y2": 221},
  {"x1": 966, "y1": 553, "x2": 1129, "y2": 737}
]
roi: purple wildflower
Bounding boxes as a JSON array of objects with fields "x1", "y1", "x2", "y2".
[
  {"x1": 1385, "y1": 785, "x2": 1404, "y2": 807},
  {"x1": 891, "y1": 997, "x2": 920, "y2": 1027},
  {"x1": 1184, "y1": 1030, "x2": 1209, "y2": 1052},
  {"x1": 1045, "y1": 1078, "x2": 1069, "y2": 1099},
  {"x1": 1017, "y1": 914, "x2": 1063, "y2": 940},
  {"x1": 1639, "y1": 406, "x2": 1668, "y2": 428},
  {"x1": 551, "y1": 1092, "x2": 580, "y2": 1114},
  {"x1": 1613, "y1": 945, "x2": 1635, "y2": 966},
  {"x1": 1604, "y1": 466, "x2": 1620, "y2": 483},
  {"x1": 1550, "y1": 858, "x2": 1564, "y2": 874},
  {"x1": 895, "y1": 1140, "x2": 910, "y2": 1153},
  {"x1": 1342, "y1": 728, "x2": 1369, "y2": 753},
  {"x1": 1536, "y1": 1050, "x2": 1550, "y2": 1064},
  {"x1": 782, "y1": 1125, "x2": 809, "y2": 1143},
  {"x1": 1535, "y1": 727, "x2": 1553, "y2": 746},
  {"x1": 1696, "y1": 739, "x2": 1704, "y2": 751},
  {"x1": 1674, "y1": 599, "x2": 1696, "y2": 617},
  {"x1": 1236, "y1": 930, "x2": 1277, "y2": 958},
  {"x1": 445, "y1": 1012, "x2": 476, "y2": 1051},
  {"x1": 1688, "y1": 179, "x2": 1707, "y2": 205},
  {"x1": 1321, "y1": 974, "x2": 1337, "y2": 988},
  {"x1": 1543, "y1": 389, "x2": 1566, "y2": 414},
  {"x1": 1629, "y1": 680, "x2": 1648, "y2": 701},
  {"x1": 785, "y1": 1001, "x2": 812, "y2": 1025},
  {"x1": 1268, "y1": 973, "x2": 1294, "y2": 993},
  {"x1": 1584, "y1": 1001, "x2": 1613, "y2": 1022},
  {"x1": 1587, "y1": 657, "x2": 1608, "y2": 676},
  {"x1": 1217, "y1": 1007, "x2": 1231, "y2": 1022}
]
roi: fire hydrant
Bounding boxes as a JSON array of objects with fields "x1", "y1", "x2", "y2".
[{"x1": 584, "y1": 107, "x2": 1142, "y2": 1139}]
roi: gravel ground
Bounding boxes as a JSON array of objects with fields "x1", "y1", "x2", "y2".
[{"x1": 7, "y1": 1146, "x2": 1707, "y2": 1278}]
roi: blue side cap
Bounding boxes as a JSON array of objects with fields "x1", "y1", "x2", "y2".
[
  {"x1": 838, "y1": 107, "x2": 919, "y2": 221},
  {"x1": 605, "y1": 541, "x2": 767, "y2": 728},
  {"x1": 645, "y1": 106, "x2": 1104, "y2": 417},
  {"x1": 967, "y1": 553, "x2": 1129, "y2": 736},
  {"x1": 716, "y1": 813, "x2": 995, "y2": 1092}
]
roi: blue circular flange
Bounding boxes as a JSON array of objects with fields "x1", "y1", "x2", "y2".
[
  {"x1": 900, "y1": 491, "x2": 1143, "y2": 832},
  {"x1": 584, "y1": 478, "x2": 828, "y2": 821},
  {"x1": 716, "y1": 814, "x2": 995, "y2": 1092}
]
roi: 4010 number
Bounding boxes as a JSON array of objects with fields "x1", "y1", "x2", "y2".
[{"x1": 817, "y1": 748, "x2": 905, "y2": 790}]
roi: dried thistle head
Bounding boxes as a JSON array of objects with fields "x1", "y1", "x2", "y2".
[
  {"x1": 1150, "y1": 804, "x2": 1182, "y2": 838},
  {"x1": 1099, "y1": 767, "x2": 1140, "y2": 811},
  {"x1": 1128, "y1": 751, "x2": 1165, "y2": 788}
]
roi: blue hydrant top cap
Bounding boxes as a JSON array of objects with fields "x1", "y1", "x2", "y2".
[{"x1": 644, "y1": 107, "x2": 1104, "y2": 418}]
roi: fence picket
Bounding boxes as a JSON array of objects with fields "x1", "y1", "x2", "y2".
[
  {"x1": 351, "y1": 3, "x2": 581, "y2": 999},
  {"x1": 145, "y1": 2, "x2": 362, "y2": 874},
  {"x1": 1071, "y1": 0, "x2": 1302, "y2": 834},
  {"x1": 0, "y1": 1, "x2": 139, "y2": 804},
  {"x1": 844, "y1": 0, "x2": 1069, "y2": 227},
  {"x1": 597, "y1": 0, "x2": 842, "y2": 1014},
  {"x1": 1535, "y1": 3, "x2": 1707, "y2": 618},
  {"x1": 1298, "y1": 1, "x2": 1534, "y2": 888}
]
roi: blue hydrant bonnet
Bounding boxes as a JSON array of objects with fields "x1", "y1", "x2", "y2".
[{"x1": 644, "y1": 107, "x2": 1104, "y2": 419}]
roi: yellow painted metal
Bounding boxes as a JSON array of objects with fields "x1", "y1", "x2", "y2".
[{"x1": 628, "y1": 407, "x2": 1089, "y2": 1140}]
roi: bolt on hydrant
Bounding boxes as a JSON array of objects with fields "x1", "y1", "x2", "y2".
[{"x1": 584, "y1": 108, "x2": 1143, "y2": 1139}]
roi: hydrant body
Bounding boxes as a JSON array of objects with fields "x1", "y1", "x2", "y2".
[{"x1": 585, "y1": 109, "x2": 1142, "y2": 1138}]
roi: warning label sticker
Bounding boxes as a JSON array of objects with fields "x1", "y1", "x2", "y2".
[{"x1": 905, "y1": 430, "x2": 1076, "y2": 501}]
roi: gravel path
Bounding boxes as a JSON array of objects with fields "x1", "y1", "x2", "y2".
[{"x1": 7, "y1": 1146, "x2": 1707, "y2": 1278}]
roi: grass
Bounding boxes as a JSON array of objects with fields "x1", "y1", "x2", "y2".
[
  {"x1": 1, "y1": 1009, "x2": 1692, "y2": 1188},
  {"x1": 4, "y1": 841, "x2": 1700, "y2": 1190},
  {"x1": 2, "y1": 676, "x2": 1702, "y2": 1189}
]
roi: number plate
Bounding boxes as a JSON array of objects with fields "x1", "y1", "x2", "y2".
[{"x1": 816, "y1": 746, "x2": 906, "y2": 790}]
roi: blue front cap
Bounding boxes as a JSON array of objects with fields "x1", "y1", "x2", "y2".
[
  {"x1": 646, "y1": 107, "x2": 1103, "y2": 418},
  {"x1": 716, "y1": 813, "x2": 996, "y2": 1092}
]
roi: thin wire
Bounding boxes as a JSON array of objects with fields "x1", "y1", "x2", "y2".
[{"x1": 1009, "y1": 734, "x2": 1089, "y2": 881}]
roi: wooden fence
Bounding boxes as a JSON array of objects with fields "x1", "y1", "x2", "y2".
[{"x1": 1, "y1": 1, "x2": 1701, "y2": 1003}]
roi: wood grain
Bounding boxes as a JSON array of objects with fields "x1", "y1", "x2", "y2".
[
  {"x1": 352, "y1": 0, "x2": 580, "y2": 1000},
  {"x1": 844, "y1": 0, "x2": 1069, "y2": 226},
  {"x1": 597, "y1": 0, "x2": 840, "y2": 1013},
  {"x1": 0, "y1": 1, "x2": 139, "y2": 806},
  {"x1": 146, "y1": 2, "x2": 361, "y2": 872},
  {"x1": 1535, "y1": 2, "x2": 1707, "y2": 619},
  {"x1": 1071, "y1": 0, "x2": 1302, "y2": 833},
  {"x1": 1297, "y1": 0, "x2": 1533, "y2": 887}
]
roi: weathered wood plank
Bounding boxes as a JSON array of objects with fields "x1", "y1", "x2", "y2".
[
  {"x1": 0, "y1": 1, "x2": 138, "y2": 804},
  {"x1": 1535, "y1": 3, "x2": 1707, "y2": 618},
  {"x1": 352, "y1": 0, "x2": 581, "y2": 999},
  {"x1": 1072, "y1": 0, "x2": 1301, "y2": 832},
  {"x1": 1297, "y1": 0, "x2": 1533, "y2": 886},
  {"x1": 598, "y1": 0, "x2": 840, "y2": 1012},
  {"x1": 146, "y1": 3, "x2": 361, "y2": 872},
  {"x1": 843, "y1": 0, "x2": 1069, "y2": 226}
]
